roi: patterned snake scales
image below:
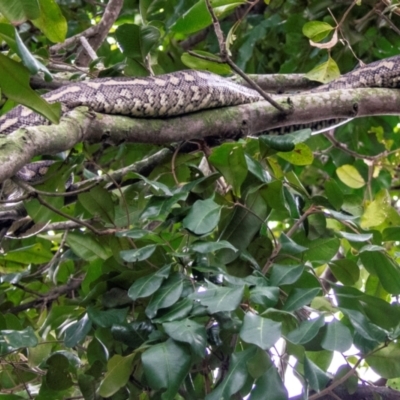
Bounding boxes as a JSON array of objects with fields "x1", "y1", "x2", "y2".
[{"x1": 1, "y1": 55, "x2": 400, "y2": 181}]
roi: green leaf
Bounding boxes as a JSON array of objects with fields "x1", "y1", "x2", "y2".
[
  {"x1": 120, "y1": 244, "x2": 157, "y2": 262},
  {"x1": 0, "y1": 327, "x2": 37, "y2": 349},
  {"x1": 338, "y1": 231, "x2": 373, "y2": 242},
  {"x1": 339, "y1": 307, "x2": 387, "y2": 342},
  {"x1": 303, "y1": 237, "x2": 340, "y2": 265},
  {"x1": 145, "y1": 273, "x2": 184, "y2": 318},
  {"x1": 269, "y1": 264, "x2": 304, "y2": 286},
  {"x1": 66, "y1": 232, "x2": 111, "y2": 261},
  {"x1": 302, "y1": 21, "x2": 334, "y2": 42},
  {"x1": 209, "y1": 144, "x2": 248, "y2": 197},
  {"x1": 359, "y1": 250, "x2": 400, "y2": 294},
  {"x1": 329, "y1": 259, "x2": 360, "y2": 285},
  {"x1": 0, "y1": 0, "x2": 40, "y2": 22},
  {"x1": 0, "y1": 53, "x2": 60, "y2": 124},
  {"x1": 64, "y1": 314, "x2": 92, "y2": 347},
  {"x1": 240, "y1": 313, "x2": 281, "y2": 350},
  {"x1": 286, "y1": 316, "x2": 324, "y2": 345},
  {"x1": 259, "y1": 134, "x2": 295, "y2": 152},
  {"x1": 304, "y1": 355, "x2": 330, "y2": 391},
  {"x1": 250, "y1": 366, "x2": 288, "y2": 400},
  {"x1": 181, "y1": 51, "x2": 231, "y2": 74},
  {"x1": 366, "y1": 342, "x2": 400, "y2": 379},
  {"x1": 324, "y1": 179, "x2": 343, "y2": 210},
  {"x1": 360, "y1": 190, "x2": 391, "y2": 229},
  {"x1": 32, "y1": 0, "x2": 67, "y2": 43},
  {"x1": 205, "y1": 347, "x2": 255, "y2": 400},
  {"x1": 191, "y1": 240, "x2": 237, "y2": 253},
  {"x1": 0, "y1": 23, "x2": 18, "y2": 53},
  {"x1": 249, "y1": 286, "x2": 279, "y2": 308},
  {"x1": 277, "y1": 143, "x2": 314, "y2": 165},
  {"x1": 171, "y1": 0, "x2": 245, "y2": 35},
  {"x1": 98, "y1": 353, "x2": 136, "y2": 397},
  {"x1": 283, "y1": 288, "x2": 320, "y2": 312},
  {"x1": 163, "y1": 319, "x2": 207, "y2": 358},
  {"x1": 321, "y1": 319, "x2": 352, "y2": 352},
  {"x1": 128, "y1": 264, "x2": 171, "y2": 301},
  {"x1": 191, "y1": 284, "x2": 244, "y2": 314},
  {"x1": 3, "y1": 243, "x2": 53, "y2": 264},
  {"x1": 45, "y1": 353, "x2": 73, "y2": 390},
  {"x1": 336, "y1": 164, "x2": 365, "y2": 189},
  {"x1": 183, "y1": 198, "x2": 222, "y2": 235},
  {"x1": 153, "y1": 298, "x2": 194, "y2": 323},
  {"x1": 142, "y1": 339, "x2": 191, "y2": 399},
  {"x1": 78, "y1": 186, "x2": 115, "y2": 224},
  {"x1": 14, "y1": 28, "x2": 52, "y2": 79},
  {"x1": 111, "y1": 322, "x2": 154, "y2": 349},
  {"x1": 306, "y1": 57, "x2": 340, "y2": 84},
  {"x1": 87, "y1": 307, "x2": 129, "y2": 328}
]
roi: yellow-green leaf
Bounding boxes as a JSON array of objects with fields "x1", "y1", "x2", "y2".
[
  {"x1": 306, "y1": 57, "x2": 340, "y2": 84},
  {"x1": 336, "y1": 164, "x2": 365, "y2": 189},
  {"x1": 303, "y1": 21, "x2": 334, "y2": 42}
]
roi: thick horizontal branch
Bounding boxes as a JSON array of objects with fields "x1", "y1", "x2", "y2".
[{"x1": 0, "y1": 87, "x2": 399, "y2": 183}]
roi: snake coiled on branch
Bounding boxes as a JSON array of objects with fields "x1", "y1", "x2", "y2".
[{"x1": 1, "y1": 55, "x2": 400, "y2": 135}]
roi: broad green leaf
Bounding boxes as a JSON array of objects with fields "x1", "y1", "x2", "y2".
[
  {"x1": 306, "y1": 57, "x2": 340, "y2": 83},
  {"x1": 366, "y1": 342, "x2": 400, "y2": 379},
  {"x1": 277, "y1": 143, "x2": 314, "y2": 165},
  {"x1": 120, "y1": 244, "x2": 157, "y2": 262},
  {"x1": 240, "y1": 313, "x2": 281, "y2": 350},
  {"x1": 142, "y1": 339, "x2": 191, "y2": 398},
  {"x1": 32, "y1": 0, "x2": 67, "y2": 43},
  {"x1": 191, "y1": 285, "x2": 244, "y2": 314},
  {"x1": 171, "y1": 0, "x2": 245, "y2": 35},
  {"x1": 14, "y1": 28, "x2": 51, "y2": 79},
  {"x1": 359, "y1": 250, "x2": 400, "y2": 294},
  {"x1": 3, "y1": 243, "x2": 53, "y2": 264},
  {"x1": 269, "y1": 264, "x2": 304, "y2": 286},
  {"x1": 339, "y1": 307, "x2": 387, "y2": 342},
  {"x1": 45, "y1": 353, "x2": 73, "y2": 390},
  {"x1": 286, "y1": 316, "x2": 324, "y2": 345},
  {"x1": 0, "y1": 327, "x2": 37, "y2": 349},
  {"x1": 280, "y1": 234, "x2": 308, "y2": 255},
  {"x1": 360, "y1": 190, "x2": 391, "y2": 229},
  {"x1": 182, "y1": 50, "x2": 231, "y2": 74},
  {"x1": 338, "y1": 231, "x2": 373, "y2": 242},
  {"x1": 336, "y1": 164, "x2": 365, "y2": 189},
  {"x1": 87, "y1": 307, "x2": 129, "y2": 328},
  {"x1": 249, "y1": 366, "x2": 288, "y2": 400},
  {"x1": 324, "y1": 179, "x2": 343, "y2": 210},
  {"x1": 145, "y1": 273, "x2": 183, "y2": 318},
  {"x1": 128, "y1": 264, "x2": 171, "y2": 301},
  {"x1": 191, "y1": 240, "x2": 237, "y2": 253},
  {"x1": 98, "y1": 353, "x2": 136, "y2": 397},
  {"x1": 153, "y1": 298, "x2": 193, "y2": 323},
  {"x1": 0, "y1": 23, "x2": 17, "y2": 53},
  {"x1": 329, "y1": 259, "x2": 360, "y2": 285},
  {"x1": 249, "y1": 286, "x2": 279, "y2": 308},
  {"x1": 259, "y1": 134, "x2": 295, "y2": 152},
  {"x1": 78, "y1": 186, "x2": 115, "y2": 224},
  {"x1": 303, "y1": 237, "x2": 340, "y2": 265},
  {"x1": 283, "y1": 288, "x2": 320, "y2": 312},
  {"x1": 183, "y1": 198, "x2": 222, "y2": 234},
  {"x1": 0, "y1": 0, "x2": 40, "y2": 22},
  {"x1": 163, "y1": 319, "x2": 207, "y2": 358},
  {"x1": 66, "y1": 232, "x2": 111, "y2": 261},
  {"x1": 0, "y1": 53, "x2": 60, "y2": 124},
  {"x1": 64, "y1": 314, "x2": 92, "y2": 347},
  {"x1": 111, "y1": 322, "x2": 154, "y2": 349},
  {"x1": 321, "y1": 319, "x2": 352, "y2": 352},
  {"x1": 206, "y1": 347, "x2": 255, "y2": 400},
  {"x1": 304, "y1": 355, "x2": 330, "y2": 391},
  {"x1": 302, "y1": 21, "x2": 334, "y2": 42},
  {"x1": 209, "y1": 143, "x2": 248, "y2": 197}
]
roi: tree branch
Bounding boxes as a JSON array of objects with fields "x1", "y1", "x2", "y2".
[{"x1": 1, "y1": 87, "x2": 399, "y2": 184}]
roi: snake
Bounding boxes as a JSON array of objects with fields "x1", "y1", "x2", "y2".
[{"x1": 1, "y1": 55, "x2": 400, "y2": 180}]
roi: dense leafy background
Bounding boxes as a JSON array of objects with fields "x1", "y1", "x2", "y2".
[{"x1": 1, "y1": 0, "x2": 400, "y2": 399}]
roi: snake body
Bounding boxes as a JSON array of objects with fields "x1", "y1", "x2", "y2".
[{"x1": 1, "y1": 55, "x2": 400, "y2": 136}]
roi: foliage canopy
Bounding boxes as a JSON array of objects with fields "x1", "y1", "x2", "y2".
[{"x1": 1, "y1": 0, "x2": 400, "y2": 399}]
